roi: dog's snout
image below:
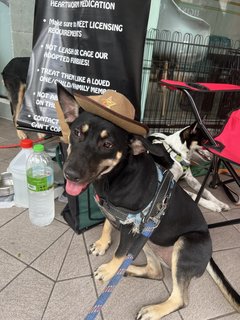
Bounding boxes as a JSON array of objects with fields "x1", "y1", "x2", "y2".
[{"x1": 64, "y1": 167, "x2": 81, "y2": 182}]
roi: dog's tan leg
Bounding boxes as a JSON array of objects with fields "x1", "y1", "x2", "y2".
[
  {"x1": 89, "y1": 219, "x2": 113, "y2": 256},
  {"x1": 94, "y1": 255, "x2": 125, "y2": 282},
  {"x1": 37, "y1": 132, "x2": 46, "y2": 139},
  {"x1": 16, "y1": 129, "x2": 27, "y2": 140},
  {"x1": 126, "y1": 243, "x2": 163, "y2": 280},
  {"x1": 15, "y1": 83, "x2": 27, "y2": 140},
  {"x1": 137, "y1": 238, "x2": 189, "y2": 320}
]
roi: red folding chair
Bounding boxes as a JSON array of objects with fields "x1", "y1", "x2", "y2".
[{"x1": 160, "y1": 80, "x2": 240, "y2": 228}]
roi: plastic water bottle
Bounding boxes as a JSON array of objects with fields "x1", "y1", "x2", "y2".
[
  {"x1": 26, "y1": 144, "x2": 55, "y2": 226},
  {"x1": 8, "y1": 139, "x2": 33, "y2": 207}
]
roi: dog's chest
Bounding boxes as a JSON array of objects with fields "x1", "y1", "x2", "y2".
[
  {"x1": 94, "y1": 191, "x2": 153, "y2": 233},
  {"x1": 94, "y1": 165, "x2": 174, "y2": 234}
]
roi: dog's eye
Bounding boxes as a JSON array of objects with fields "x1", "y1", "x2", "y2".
[
  {"x1": 103, "y1": 141, "x2": 113, "y2": 149},
  {"x1": 74, "y1": 128, "x2": 82, "y2": 137}
]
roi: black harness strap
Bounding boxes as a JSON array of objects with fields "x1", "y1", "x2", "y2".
[
  {"x1": 142, "y1": 169, "x2": 173, "y2": 227},
  {"x1": 95, "y1": 167, "x2": 174, "y2": 233},
  {"x1": 128, "y1": 169, "x2": 174, "y2": 259}
]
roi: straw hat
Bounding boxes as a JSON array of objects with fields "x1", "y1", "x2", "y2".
[{"x1": 73, "y1": 90, "x2": 149, "y2": 136}]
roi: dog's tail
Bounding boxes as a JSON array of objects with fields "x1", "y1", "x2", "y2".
[{"x1": 207, "y1": 257, "x2": 240, "y2": 312}]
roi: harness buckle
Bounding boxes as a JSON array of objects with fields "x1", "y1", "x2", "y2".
[{"x1": 148, "y1": 194, "x2": 170, "y2": 228}]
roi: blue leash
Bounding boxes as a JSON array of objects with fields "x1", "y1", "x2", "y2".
[{"x1": 85, "y1": 220, "x2": 157, "y2": 320}]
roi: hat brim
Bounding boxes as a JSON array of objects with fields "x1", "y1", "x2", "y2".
[{"x1": 74, "y1": 93, "x2": 149, "y2": 136}]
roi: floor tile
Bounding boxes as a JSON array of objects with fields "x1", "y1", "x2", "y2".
[
  {"x1": 0, "y1": 267, "x2": 54, "y2": 320},
  {"x1": 217, "y1": 313, "x2": 240, "y2": 319},
  {"x1": 54, "y1": 199, "x2": 68, "y2": 224},
  {"x1": 100, "y1": 277, "x2": 181, "y2": 320},
  {"x1": 0, "y1": 146, "x2": 19, "y2": 162},
  {"x1": 31, "y1": 229, "x2": 74, "y2": 280},
  {"x1": 0, "y1": 206, "x2": 25, "y2": 227},
  {"x1": 221, "y1": 207, "x2": 240, "y2": 232},
  {"x1": 210, "y1": 225, "x2": 240, "y2": 251},
  {"x1": 0, "y1": 136, "x2": 6, "y2": 144},
  {"x1": 202, "y1": 209, "x2": 226, "y2": 225},
  {"x1": 0, "y1": 159, "x2": 11, "y2": 173},
  {"x1": 42, "y1": 277, "x2": 97, "y2": 320},
  {"x1": 0, "y1": 211, "x2": 69, "y2": 264},
  {"x1": 58, "y1": 233, "x2": 92, "y2": 280},
  {"x1": 212, "y1": 248, "x2": 240, "y2": 293},
  {"x1": 164, "y1": 269, "x2": 234, "y2": 320},
  {"x1": 0, "y1": 249, "x2": 26, "y2": 291}
]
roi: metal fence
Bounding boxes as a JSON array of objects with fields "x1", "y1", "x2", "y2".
[{"x1": 142, "y1": 29, "x2": 240, "y2": 134}]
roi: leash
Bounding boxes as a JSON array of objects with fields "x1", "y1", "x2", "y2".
[
  {"x1": 85, "y1": 220, "x2": 159, "y2": 320},
  {"x1": 84, "y1": 170, "x2": 174, "y2": 320},
  {"x1": 0, "y1": 135, "x2": 53, "y2": 149}
]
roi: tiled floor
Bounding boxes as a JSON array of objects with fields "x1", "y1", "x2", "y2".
[{"x1": 0, "y1": 117, "x2": 240, "y2": 320}]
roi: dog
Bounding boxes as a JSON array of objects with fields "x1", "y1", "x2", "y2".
[
  {"x1": 148, "y1": 125, "x2": 230, "y2": 213},
  {"x1": 57, "y1": 84, "x2": 240, "y2": 319},
  {"x1": 1, "y1": 57, "x2": 30, "y2": 139}
]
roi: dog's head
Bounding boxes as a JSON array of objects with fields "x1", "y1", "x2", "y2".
[
  {"x1": 57, "y1": 85, "x2": 132, "y2": 196},
  {"x1": 180, "y1": 122, "x2": 205, "y2": 151},
  {"x1": 57, "y1": 84, "x2": 172, "y2": 196}
]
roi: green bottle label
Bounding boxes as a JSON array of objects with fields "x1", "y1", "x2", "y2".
[{"x1": 27, "y1": 168, "x2": 53, "y2": 192}]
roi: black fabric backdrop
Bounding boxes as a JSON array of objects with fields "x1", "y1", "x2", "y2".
[{"x1": 17, "y1": 0, "x2": 151, "y2": 135}]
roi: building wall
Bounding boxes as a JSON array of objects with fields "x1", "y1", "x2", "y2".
[
  {"x1": 0, "y1": 0, "x2": 34, "y2": 119},
  {"x1": 0, "y1": 2, "x2": 13, "y2": 95},
  {"x1": 9, "y1": 0, "x2": 34, "y2": 57}
]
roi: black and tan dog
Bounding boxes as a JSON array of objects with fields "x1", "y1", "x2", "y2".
[
  {"x1": 1, "y1": 57, "x2": 30, "y2": 139},
  {"x1": 56, "y1": 84, "x2": 240, "y2": 319}
]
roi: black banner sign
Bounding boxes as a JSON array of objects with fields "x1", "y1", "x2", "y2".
[{"x1": 17, "y1": 0, "x2": 151, "y2": 135}]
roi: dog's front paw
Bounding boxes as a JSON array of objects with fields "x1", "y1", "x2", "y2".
[
  {"x1": 136, "y1": 305, "x2": 162, "y2": 320},
  {"x1": 37, "y1": 132, "x2": 46, "y2": 139},
  {"x1": 17, "y1": 129, "x2": 28, "y2": 140},
  {"x1": 218, "y1": 202, "x2": 230, "y2": 211},
  {"x1": 206, "y1": 201, "x2": 223, "y2": 213},
  {"x1": 94, "y1": 263, "x2": 116, "y2": 282},
  {"x1": 94, "y1": 257, "x2": 124, "y2": 282},
  {"x1": 208, "y1": 201, "x2": 230, "y2": 213},
  {"x1": 89, "y1": 239, "x2": 111, "y2": 256}
]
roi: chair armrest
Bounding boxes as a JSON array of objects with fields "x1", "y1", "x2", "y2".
[{"x1": 160, "y1": 79, "x2": 240, "y2": 92}]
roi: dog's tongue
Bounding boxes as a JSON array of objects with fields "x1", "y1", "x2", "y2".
[{"x1": 65, "y1": 180, "x2": 88, "y2": 196}]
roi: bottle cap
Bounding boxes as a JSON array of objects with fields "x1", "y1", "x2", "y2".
[
  {"x1": 20, "y1": 139, "x2": 33, "y2": 148},
  {"x1": 33, "y1": 144, "x2": 44, "y2": 152}
]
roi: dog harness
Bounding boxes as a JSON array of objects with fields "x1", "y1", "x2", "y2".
[
  {"x1": 86, "y1": 168, "x2": 174, "y2": 320},
  {"x1": 94, "y1": 165, "x2": 174, "y2": 234}
]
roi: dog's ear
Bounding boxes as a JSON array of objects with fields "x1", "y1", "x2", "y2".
[
  {"x1": 130, "y1": 135, "x2": 166, "y2": 156},
  {"x1": 130, "y1": 137, "x2": 146, "y2": 155},
  {"x1": 181, "y1": 122, "x2": 198, "y2": 141},
  {"x1": 57, "y1": 83, "x2": 81, "y2": 123},
  {"x1": 130, "y1": 135, "x2": 173, "y2": 169},
  {"x1": 189, "y1": 121, "x2": 198, "y2": 134}
]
